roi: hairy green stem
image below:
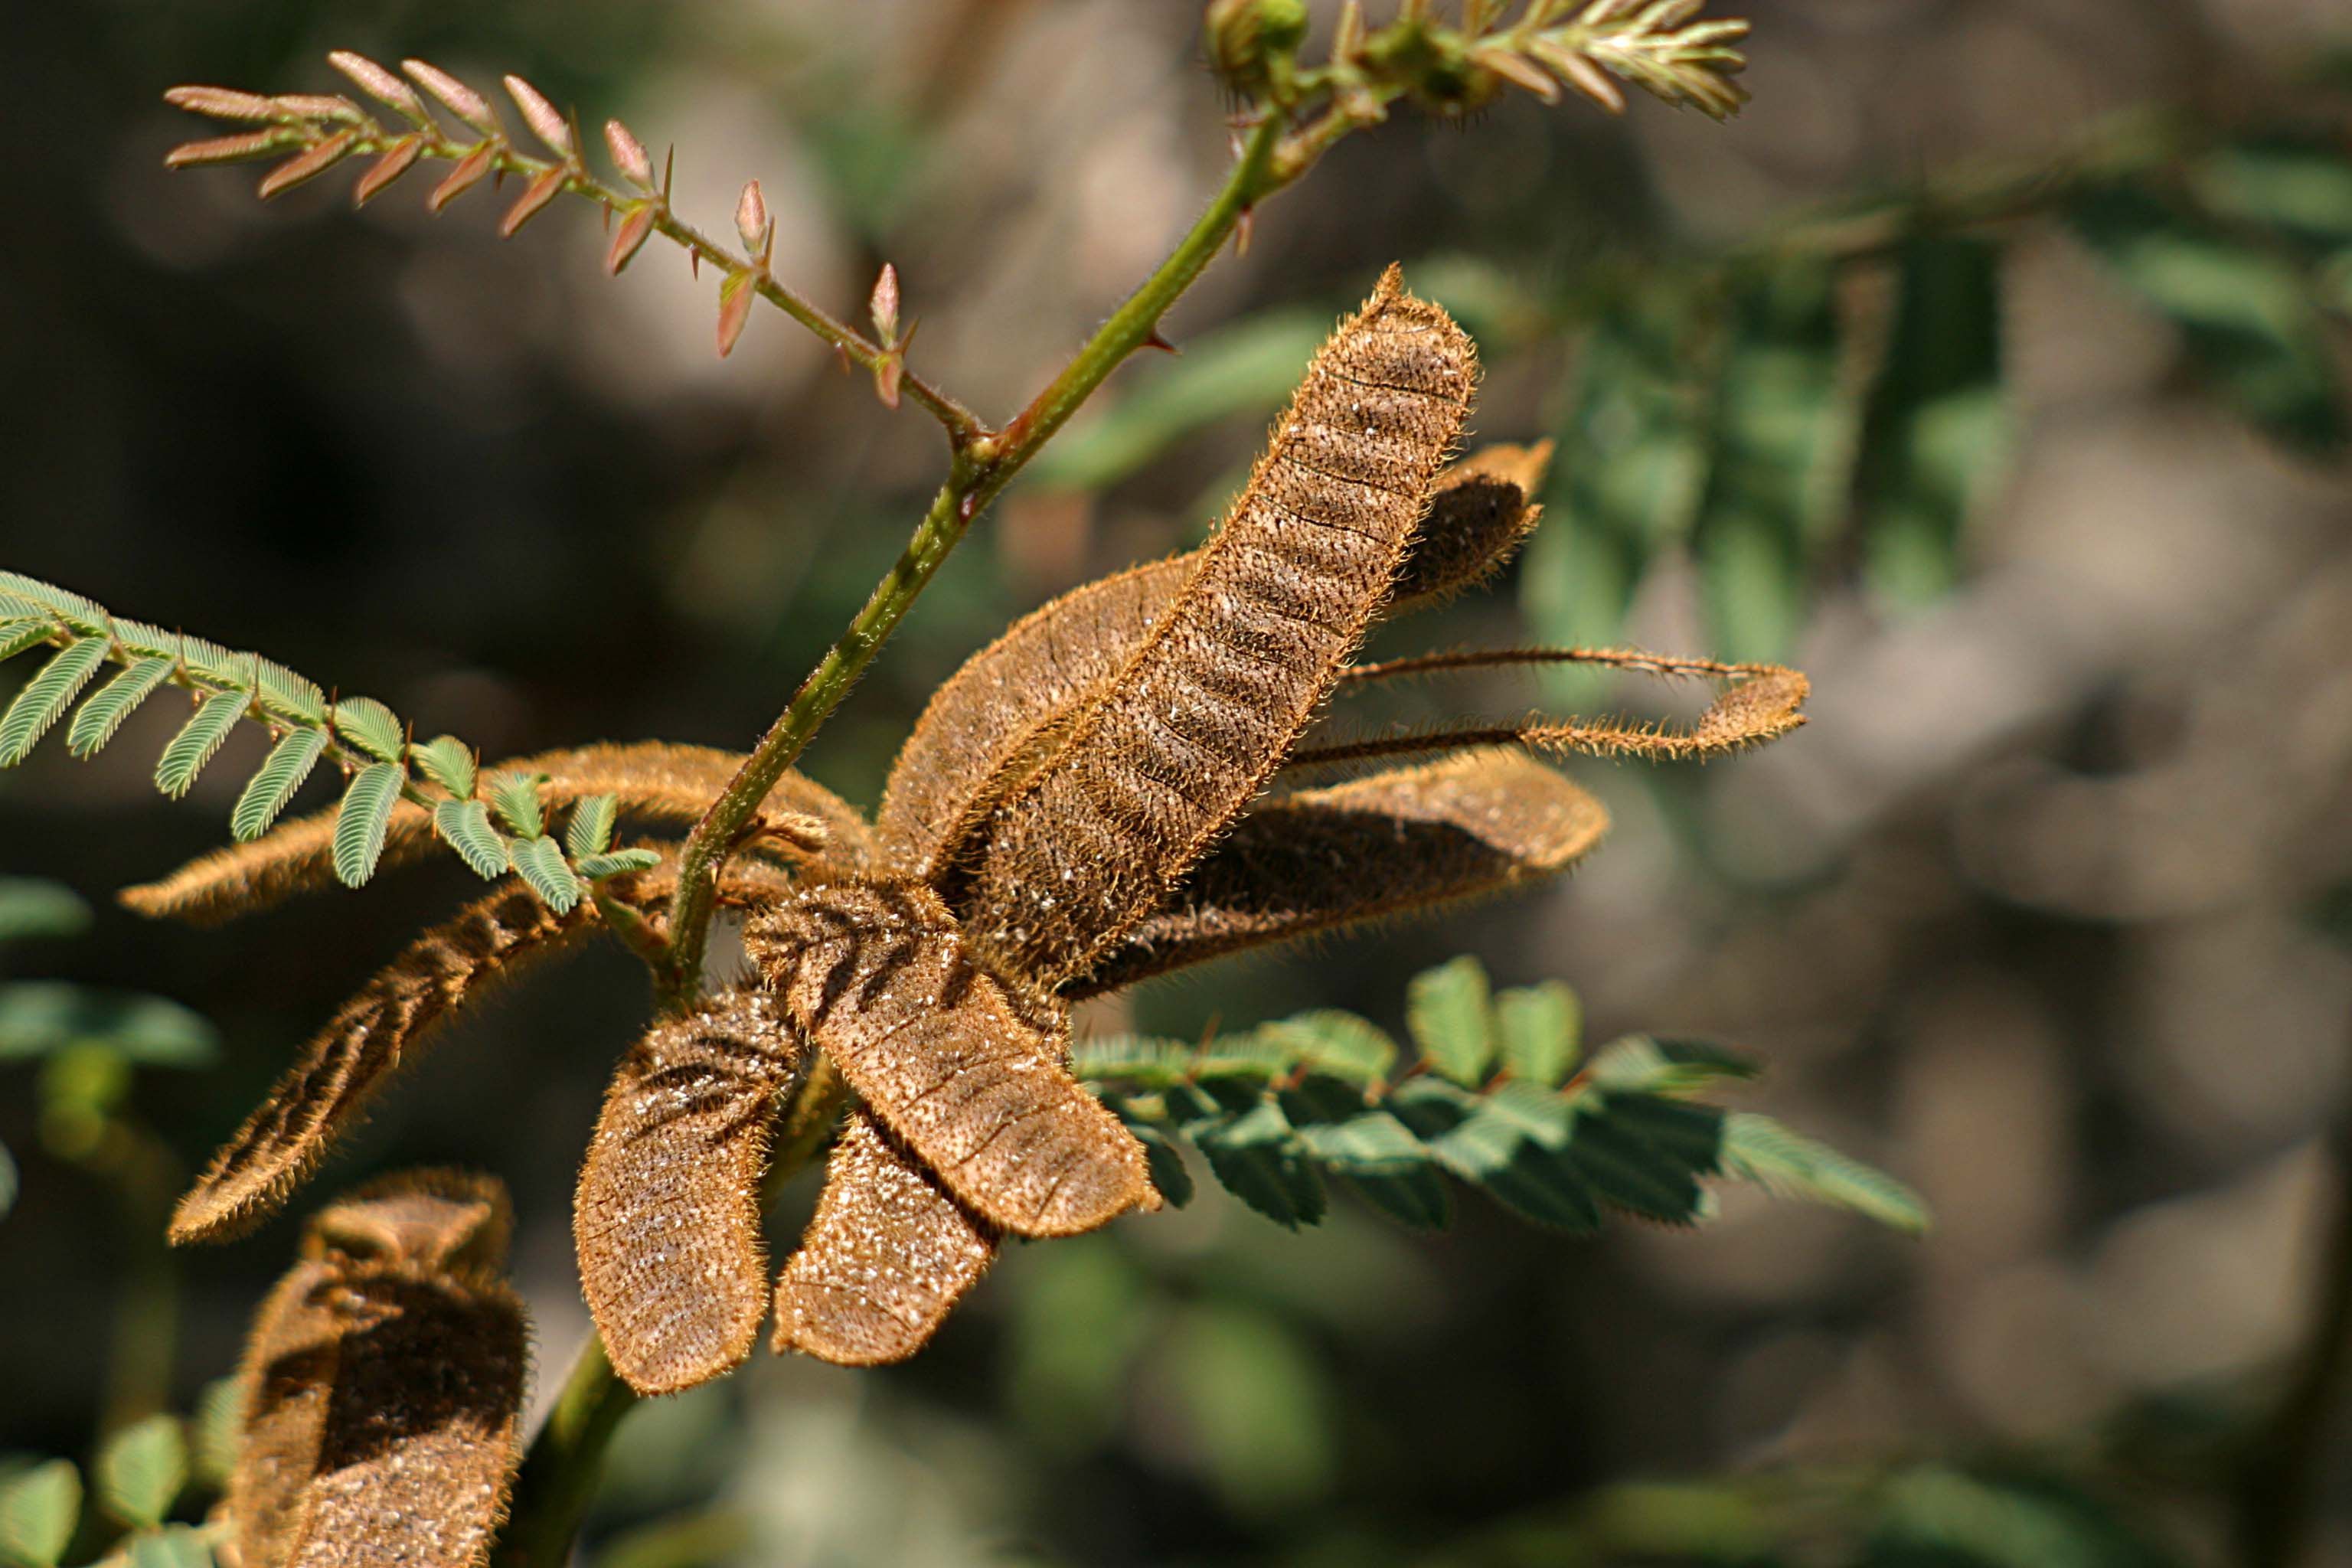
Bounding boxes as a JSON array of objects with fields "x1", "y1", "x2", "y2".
[{"x1": 658, "y1": 113, "x2": 1292, "y2": 1002}]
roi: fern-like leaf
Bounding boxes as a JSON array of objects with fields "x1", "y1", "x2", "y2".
[
  {"x1": 155, "y1": 690, "x2": 250, "y2": 799},
  {"x1": 565, "y1": 793, "x2": 619, "y2": 858},
  {"x1": 0, "y1": 621, "x2": 56, "y2": 663},
  {"x1": 67, "y1": 655, "x2": 175, "y2": 759},
  {"x1": 488, "y1": 772, "x2": 545, "y2": 839},
  {"x1": 332, "y1": 697, "x2": 406, "y2": 763},
  {"x1": 507, "y1": 834, "x2": 579, "y2": 913},
  {"x1": 573, "y1": 848, "x2": 662, "y2": 880},
  {"x1": 232, "y1": 727, "x2": 329, "y2": 842},
  {"x1": 412, "y1": 735, "x2": 475, "y2": 799},
  {"x1": 433, "y1": 800, "x2": 509, "y2": 880},
  {"x1": 1719, "y1": 1112, "x2": 1929, "y2": 1233},
  {"x1": 332, "y1": 762, "x2": 406, "y2": 887},
  {"x1": 0, "y1": 637, "x2": 110, "y2": 766}
]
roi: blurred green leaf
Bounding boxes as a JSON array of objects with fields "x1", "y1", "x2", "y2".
[
  {"x1": 0, "y1": 984, "x2": 218, "y2": 1068},
  {"x1": 0, "y1": 1138, "x2": 15, "y2": 1222},
  {"x1": 96, "y1": 1416, "x2": 186, "y2": 1531},
  {"x1": 592, "y1": 1510, "x2": 753, "y2": 1568},
  {"x1": 1866, "y1": 1466, "x2": 2184, "y2": 1567},
  {"x1": 0, "y1": 1459, "x2": 80, "y2": 1568},
  {"x1": 1524, "y1": 291, "x2": 1713, "y2": 695},
  {"x1": 1024, "y1": 309, "x2": 1330, "y2": 493},
  {"x1": 2070, "y1": 185, "x2": 2346, "y2": 454},
  {"x1": 189, "y1": 1381, "x2": 243, "y2": 1492},
  {"x1": 1691, "y1": 261, "x2": 1851, "y2": 661},
  {"x1": 1567, "y1": 1096, "x2": 1720, "y2": 1222},
  {"x1": 1494, "y1": 981, "x2": 1581, "y2": 1087},
  {"x1": 1587, "y1": 1034, "x2": 1763, "y2": 1095},
  {"x1": 2190, "y1": 137, "x2": 2352, "y2": 253},
  {"x1": 1006, "y1": 1240, "x2": 1155, "y2": 1450},
  {"x1": 1856, "y1": 236, "x2": 2009, "y2": 607},
  {"x1": 1406, "y1": 956, "x2": 1496, "y2": 1086},
  {"x1": 1387, "y1": 1078, "x2": 1600, "y2": 1233},
  {"x1": 0, "y1": 879, "x2": 91, "y2": 946},
  {"x1": 1720, "y1": 1112, "x2": 1929, "y2": 1234},
  {"x1": 1165, "y1": 1304, "x2": 1337, "y2": 1517},
  {"x1": 126, "y1": 1524, "x2": 217, "y2": 1568},
  {"x1": 1255, "y1": 1010, "x2": 1398, "y2": 1086}
]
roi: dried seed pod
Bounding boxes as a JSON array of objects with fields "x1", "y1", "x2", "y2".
[
  {"x1": 1071, "y1": 750, "x2": 1608, "y2": 995},
  {"x1": 233, "y1": 1171, "x2": 524, "y2": 1568},
  {"x1": 172, "y1": 887, "x2": 598, "y2": 1244},
  {"x1": 745, "y1": 880, "x2": 1156, "y2": 1237},
  {"x1": 773, "y1": 1109, "x2": 998, "y2": 1367},
  {"x1": 577, "y1": 989, "x2": 807, "y2": 1394},
  {"x1": 876, "y1": 441, "x2": 1528, "y2": 879},
  {"x1": 952, "y1": 266, "x2": 1477, "y2": 985}
]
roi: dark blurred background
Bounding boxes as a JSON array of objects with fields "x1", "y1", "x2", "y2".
[{"x1": 5, "y1": 2, "x2": 2352, "y2": 1564}]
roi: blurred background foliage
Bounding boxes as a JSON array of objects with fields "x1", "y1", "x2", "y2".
[{"x1": 5, "y1": 1, "x2": 2352, "y2": 1564}]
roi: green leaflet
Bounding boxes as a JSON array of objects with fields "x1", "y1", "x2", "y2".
[
  {"x1": 490, "y1": 770, "x2": 547, "y2": 839},
  {"x1": 332, "y1": 761, "x2": 407, "y2": 887},
  {"x1": 1406, "y1": 955, "x2": 1496, "y2": 1086},
  {"x1": 231, "y1": 726, "x2": 329, "y2": 841},
  {"x1": 0, "y1": 572, "x2": 108, "y2": 634},
  {"x1": 0, "y1": 620, "x2": 57, "y2": 664},
  {"x1": 1253, "y1": 1010, "x2": 1396, "y2": 1085},
  {"x1": 1523, "y1": 290, "x2": 1713, "y2": 697},
  {"x1": 1494, "y1": 979, "x2": 1580, "y2": 1087},
  {"x1": 95, "y1": 1415, "x2": 187, "y2": 1532},
  {"x1": 67, "y1": 655, "x2": 176, "y2": 759},
  {"x1": 508, "y1": 833, "x2": 581, "y2": 913},
  {"x1": 1691, "y1": 260, "x2": 1851, "y2": 662},
  {"x1": 0, "y1": 1458, "x2": 82, "y2": 1568},
  {"x1": 412, "y1": 733, "x2": 477, "y2": 799},
  {"x1": 0, "y1": 878, "x2": 92, "y2": 944},
  {"x1": 155, "y1": 690, "x2": 250, "y2": 799},
  {"x1": 2190, "y1": 136, "x2": 2352, "y2": 256},
  {"x1": 435, "y1": 798, "x2": 510, "y2": 880},
  {"x1": 1116, "y1": 1114, "x2": 1196, "y2": 1209},
  {"x1": 1719, "y1": 1110, "x2": 1929, "y2": 1233},
  {"x1": 1856, "y1": 235, "x2": 2009, "y2": 608},
  {"x1": 1387, "y1": 1078, "x2": 1602, "y2": 1233},
  {"x1": 573, "y1": 848, "x2": 662, "y2": 880},
  {"x1": 1174, "y1": 1087, "x2": 1327, "y2": 1230},
  {"x1": 0, "y1": 636, "x2": 109, "y2": 766},
  {"x1": 332, "y1": 695, "x2": 407, "y2": 762},
  {"x1": 567, "y1": 792, "x2": 620, "y2": 858},
  {"x1": 2071, "y1": 184, "x2": 2347, "y2": 455},
  {"x1": 1588, "y1": 1034, "x2": 1763, "y2": 1095}
]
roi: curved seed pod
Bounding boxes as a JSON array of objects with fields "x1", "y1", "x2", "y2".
[
  {"x1": 1280, "y1": 668, "x2": 1811, "y2": 773},
  {"x1": 773, "y1": 1108, "x2": 998, "y2": 1367},
  {"x1": 122, "y1": 743, "x2": 856, "y2": 925},
  {"x1": 1070, "y1": 750, "x2": 1608, "y2": 997},
  {"x1": 233, "y1": 1171, "x2": 525, "y2": 1568},
  {"x1": 172, "y1": 887, "x2": 599, "y2": 1245},
  {"x1": 575, "y1": 988, "x2": 807, "y2": 1396},
  {"x1": 953, "y1": 267, "x2": 1478, "y2": 985},
  {"x1": 746, "y1": 880, "x2": 1155, "y2": 1237},
  {"x1": 875, "y1": 444, "x2": 1539, "y2": 876}
]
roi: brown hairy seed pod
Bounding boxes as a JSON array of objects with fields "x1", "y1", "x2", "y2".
[
  {"x1": 1070, "y1": 749, "x2": 1609, "y2": 996},
  {"x1": 773, "y1": 1109, "x2": 998, "y2": 1366},
  {"x1": 950, "y1": 266, "x2": 1477, "y2": 985},
  {"x1": 172, "y1": 886, "x2": 601, "y2": 1244},
  {"x1": 575, "y1": 988, "x2": 808, "y2": 1395},
  {"x1": 120, "y1": 742, "x2": 851, "y2": 926},
  {"x1": 232, "y1": 1171, "x2": 525, "y2": 1568},
  {"x1": 875, "y1": 444, "x2": 1540, "y2": 875},
  {"x1": 744, "y1": 879, "x2": 1156, "y2": 1237}
]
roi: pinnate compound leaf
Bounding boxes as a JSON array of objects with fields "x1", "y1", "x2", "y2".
[
  {"x1": 0, "y1": 1459, "x2": 82, "y2": 1568},
  {"x1": 332, "y1": 696, "x2": 405, "y2": 763},
  {"x1": 565, "y1": 792, "x2": 619, "y2": 858},
  {"x1": 1856, "y1": 235, "x2": 2008, "y2": 607},
  {"x1": 488, "y1": 771, "x2": 546, "y2": 839},
  {"x1": 411, "y1": 735, "x2": 475, "y2": 799},
  {"x1": 155, "y1": 690, "x2": 249, "y2": 799},
  {"x1": 0, "y1": 621, "x2": 57, "y2": 664},
  {"x1": 332, "y1": 762, "x2": 406, "y2": 888},
  {"x1": 96, "y1": 1414, "x2": 188, "y2": 1530},
  {"x1": 1719, "y1": 1111, "x2": 1929, "y2": 1233},
  {"x1": 1254, "y1": 1011, "x2": 1397, "y2": 1086},
  {"x1": 231, "y1": 727, "x2": 328, "y2": 842},
  {"x1": 434, "y1": 799, "x2": 509, "y2": 880},
  {"x1": 0, "y1": 636, "x2": 109, "y2": 765},
  {"x1": 1406, "y1": 955, "x2": 1497, "y2": 1086},
  {"x1": 508, "y1": 834, "x2": 580, "y2": 913},
  {"x1": 1184, "y1": 1092, "x2": 1326, "y2": 1230},
  {"x1": 1495, "y1": 980, "x2": 1581, "y2": 1086},
  {"x1": 67, "y1": 655, "x2": 176, "y2": 759}
]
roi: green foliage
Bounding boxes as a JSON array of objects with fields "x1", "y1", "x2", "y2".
[
  {"x1": 0, "y1": 985, "x2": 217, "y2": 1068},
  {"x1": 0, "y1": 1459, "x2": 81, "y2": 1568},
  {"x1": 95, "y1": 1416, "x2": 187, "y2": 1532},
  {"x1": 0, "y1": 879, "x2": 92, "y2": 946},
  {"x1": 1080, "y1": 957, "x2": 1925, "y2": 1238},
  {"x1": 0, "y1": 572, "x2": 596, "y2": 908}
]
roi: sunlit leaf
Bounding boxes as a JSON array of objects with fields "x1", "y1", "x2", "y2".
[
  {"x1": 96, "y1": 1414, "x2": 188, "y2": 1530},
  {"x1": 155, "y1": 690, "x2": 248, "y2": 800},
  {"x1": 231, "y1": 727, "x2": 328, "y2": 842},
  {"x1": 1720, "y1": 1111, "x2": 1928, "y2": 1233},
  {"x1": 0, "y1": 1459, "x2": 81, "y2": 1568},
  {"x1": 332, "y1": 761, "x2": 407, "y2": 887},
  {"x1": 66, "y1": 656, "x2": 175, "y2": 760},
  {"x1": 508, "y1": 833, "x2": 581, "y2": 913},
  {"x1": 411, "y1": 735, "x2": 476, "y2": 799},
  {"x1": 0, "y1": 636, "x2": 109, "y2": 766},
  {"x1": 1495, "y1": 980, "x2": 1581, "y2": 1086},
  {"x1": 331, "y1": 695, "x2": 406, "y2": 763},
  {"x1": 434, "y1": 799, "x2": 510, "y2": 880},
  {"x1": 1406, "y1": 955, "x2": 1496, "y2": 1086}
]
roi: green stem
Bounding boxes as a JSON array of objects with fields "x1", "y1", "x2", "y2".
[{"x1": 658, "y1": 113, "x2": 1295, "y2": 1002}]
